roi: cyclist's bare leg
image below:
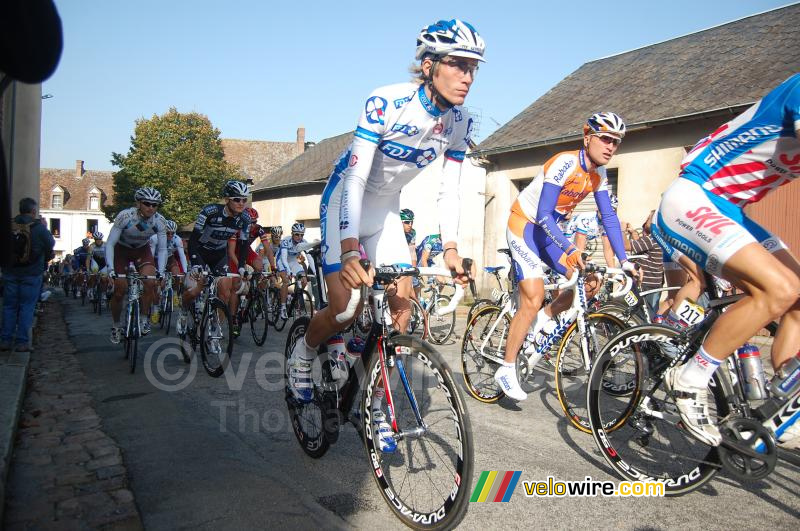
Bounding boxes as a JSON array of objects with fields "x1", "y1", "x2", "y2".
[
  {"x1": 659, "y1": 267, "x2": 687, "y2": 314},
  {"x1": 702, "y1": 243, "x2": 800, "y2": 364},
  {"x1": 110, "y1": 277, "x2": 127, "y2": 322},
  {"x1": 387, "y1": 277, "x2": 412, "y2": 332},
  {"x1": 304, "y1": 271, "x2": 361, "y2": 348},
  {"x1": 541, "y1": 266, "x2": 577, "y2": 318},
  {"x1": 503, "y1": 277, "x2": 545, "y2": 363},
  {"x1": 279, "y1": 271, "x2": 289, "y2": 304},
  {"x1": 668, "y1": 256, "x2": 705, "y2": 311},
  {"x1": 766, "y1": 248, "x2": 800, "y2": 370},
  {"x1": 140, "y1": 263, "x2": 157, "y2": 314}
]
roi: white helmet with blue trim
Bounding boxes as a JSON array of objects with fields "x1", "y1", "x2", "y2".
[{"x1": 415, "y1": 19, "x2": 486, "y2": 62}]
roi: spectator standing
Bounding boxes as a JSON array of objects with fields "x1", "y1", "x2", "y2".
[
  {"x1": 624, "y1": 210, "x2": 664, "y2": 316},
  {"x1": 1, "y1": 197, "x2": 55, "y2": 351}
]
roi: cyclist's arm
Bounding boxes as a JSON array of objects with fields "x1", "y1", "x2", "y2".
[
  {"x1": 420, "y1": 248, "x2": 431, "y2": 267},
  {"x1": 155, "y1": 226, "x2": 167, "y2": 276},
  {"x1": 188, "y1": 208, "x2": 209, "y2": 267},
  {"x1": 236, "y1": 224, "x2": 249, "y2": 270},
  {"x1": 105, "y1": 224, "x2": 122, "y2": 272},
  {"x1": 175, "y1": 238, "x2": 189, "y2": 272},
  {"x1": 595, "y1": 190, "x2": 627, "y2": 263},
  {"x1": 574, "y1": 232, "x2": 587, "y2": 252},
  {"x1": 278, "y1": 245, "x2": 289, "y2": 272},
  {"x1": 438, "y1": 154, "x2": 463, "y2": 247},
  {"x1": 227, "y1": 234, "x2": 239, "y2": 269},
  {"x1": 263, "y1": 240, "x2": 277, "y2": 271},
  {"x1": 85, "y1": 246, "x2": 93, "y2": 271},
  {"x1": 534, "y1": 184, "x2": 574, "y2": 253},
  {"x1": 149, "y1": 233, "x2": 157, "y2": 261}
]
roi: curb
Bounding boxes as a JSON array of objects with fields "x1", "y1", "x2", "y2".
[{"x1": 0, "y1": 349, "x2": 30, "y2": 523}]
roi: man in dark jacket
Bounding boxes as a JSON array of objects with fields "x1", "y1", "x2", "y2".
[{"x1": 1, "y1": 197, "x2": 55, "y2": 351}]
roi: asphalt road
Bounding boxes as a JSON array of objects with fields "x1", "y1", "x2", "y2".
[{"x1": 62, "y1": 295, "x2": 800, "y2": 530}]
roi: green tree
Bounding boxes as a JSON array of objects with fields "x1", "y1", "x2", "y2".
[{"x1": 105, "y1": 107, "x2": 241, "y2": 227}]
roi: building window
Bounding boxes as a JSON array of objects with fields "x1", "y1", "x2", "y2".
[
  {"x1": 50, "y1": 218, "x2": 61, "y2": 238},
  {"x1": 51, "y1": 193, "x2": 63, "y2": 209},
  {"x1": 89, "y1": 195, "x2": 100, "y2": 210},
  {"x1": 86, "y1": 219, "x2": 98, "y2": 235}
]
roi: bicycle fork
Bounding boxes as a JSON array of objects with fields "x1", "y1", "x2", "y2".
[{"x1": 379, "y1": 339, "x2": 427, "y2": 441}]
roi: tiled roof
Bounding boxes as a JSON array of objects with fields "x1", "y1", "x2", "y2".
[
  {"x1": 251, "y1": 132, "x2": 352, "y2": 192},
  {"x1": 476, "y1": 4, "x2": 800, "y2": 156},
  {"x1": 40, "y1": 167, "x2": 114, "y2": 211},
  {"x1": 221, "y1": 138, "x2": 299, "y2": 183}
]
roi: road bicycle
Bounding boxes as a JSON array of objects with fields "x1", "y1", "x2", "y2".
[
  {"x1": 178, "y1": 268, "x2": 238, "y2": 377},
  {"x1": 417, "y1": 278, "x2": 462, "y2": 345},
  {"x1": 586, "y1": 269, "x2": 795, "y2": 495},
  {"x1": 284, "y1": 250, "x2": 474, "y2": 529},
  {"x1": 234, "y1": 270, "x2": 270, "y2": 346},
  {"x1": 158, "y1": 272, "x2": 184, "y2": 334},
  {"x1": 117, "y1": 264, "x2": 158, "y2": 374},
  {"x1": 269, "y1": 272, "x2": 314, "y2": 332},
  {"x1": 461, "y1": 262, "x2": 631, "y2": 433}
]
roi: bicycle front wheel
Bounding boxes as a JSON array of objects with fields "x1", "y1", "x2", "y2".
[
  {"x1": 554, "y1": 312, "x2": 628, "y2": 432},
  {"x1": 587, "y1": 324, "x2": 723, "y2": 496},
  {"x1": 200, "y1": 298, "x2": 233, "y2": 377},
  {"x1": 363, "y1": 335, "x2": 473, "y2": 529},
  {"x1": 127, "y1": 336, "x2": 138, "y2": 374},
  {"x1": 426, "y1": 295, "x2": 456, "y2": 345},
  {"x1": 249, "y1": 294, "x2": 269, "y2": 346},
  {"x1": 460, "y1": 305, "x2": 506, "y2": 403}
]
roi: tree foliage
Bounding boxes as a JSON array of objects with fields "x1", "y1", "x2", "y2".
[{"x1": 106, "y1": 108, "x2": 241, "y2": 227}]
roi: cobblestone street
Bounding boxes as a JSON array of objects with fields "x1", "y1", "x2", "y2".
[{"x1": 4, "y1": 299, "x2": 142, "y2": 530}]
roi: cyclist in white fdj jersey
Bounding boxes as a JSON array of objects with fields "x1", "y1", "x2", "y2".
[
  {"x1": 653, "y1": 73, "x2": 800, "y2": 446},
  {"x1": 277, "y1": 222, "x2": 313, "y2": 320},
  {"x1": 86, "y1": 231, "x2": 110, "y2": 300},
  {"x1": 287, "y1": 19, "x2": 481, "y2": 452},
  {"x1": 106, "y1": 187, "x2": 168, "y2": 343}
]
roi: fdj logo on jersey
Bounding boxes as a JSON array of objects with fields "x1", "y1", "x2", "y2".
[
  {"x1": 379, "y1": 141, "x2": 437, "y2": 169},
  {"x1": 391, "y1": 123, "x2": 420, "y2": 137},
  {"x1": 365, "y1": 96, "x2": 388, "y2": 125}
]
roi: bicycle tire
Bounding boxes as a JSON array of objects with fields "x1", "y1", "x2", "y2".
[
  {"x1": 249, "y1": 294, "x2": 269, "y2": 346},
  {"x1": 128, "y1": 336, "x2": 138, "y2": 374},
  {"x1": 284, "y1": 317, "x2": 330, "y2": 459},
  {"x1": 295, "y1": 289, "x2": 315, "y2": 319},
  {"x1": 362, "y1": 334, "x2": 473, "y2": 529},
  {"x1": 200, "y1": 298, "x2": 233, "y2": 378},
  {"x1": 407, "y1": 298, "x2": 426, "y2": 339},
  {"x1": 587, "y1": 324, "x2": 725, "y2": 496},
  {"x1": 426, "y1": 295, "x2": 456, "y2": 345},
  {"x1": 271, "y1": 289, "x2": 287, "y2": 331},
  {"x1": 465, "y1": 298, "x2": 494, "y2": 326},
  {"x1": 460, "y1": 305, "x2": 506, "y2": 403},
  {"x1": 554, "y1": 312, "x2": 628, "y2": 433}
]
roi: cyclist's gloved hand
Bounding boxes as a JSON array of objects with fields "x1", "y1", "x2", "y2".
[
  {"x1": 564, "y1": 247, "x2": 584, "y2": 270},
  {"x1": 155, "y1": 271, "x2": 163, "y2": 281},
  {"x1": 621, "y1": 261, "x2": 637, "y2": 275},
  {"x1": 190, "y1": 265, "x2": 203, "y2": 279}
]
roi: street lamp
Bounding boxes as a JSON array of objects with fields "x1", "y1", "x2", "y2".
[{"x1": 41, "y1": 93, "x2": 53, "y2": 100}]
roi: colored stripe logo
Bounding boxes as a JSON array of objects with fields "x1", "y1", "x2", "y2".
[{"x1": 470, "y1": 471, "x2": 522, "y2": 502}]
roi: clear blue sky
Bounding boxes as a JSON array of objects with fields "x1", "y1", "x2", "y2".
[{"x1": 41, "y1": 0, "x2": 793, "y2": 170}]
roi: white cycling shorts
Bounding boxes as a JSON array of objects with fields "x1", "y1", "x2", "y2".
[{"x1": 654, "y1": 178, "x2": 785, "y2": 276}]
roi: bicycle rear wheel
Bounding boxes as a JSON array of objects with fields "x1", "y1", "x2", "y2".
[
  {"x1": 426, "y1": 295, "x2": 456, "y2": 345},
  {"x1": 461, "y1": 305, "x2": 506, "y2": 403},
  {"x1": 249, "y1": 294, "x2": 269, "y2": 346},
  {"x1": 587, "y1": 324, "x2": 724, "y2": 496},
  {"x1": 362, "y1": 335, "x2": 473, "y2": 529},
  {"x1": 200, "y1": 298, "x2": 233, "y2": 377},
  {"x1": 554, "y1": 312, "x2": 628, "y2": 432},
  {"x1": 270, "y1": 288, "x2": 287, "y2": 331},
  {"x1": 284, "y1": 317, "x2": 330, "y2": 458}
]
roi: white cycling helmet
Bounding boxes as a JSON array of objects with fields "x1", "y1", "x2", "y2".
[
  {"x1": 585, "y1": 112, "x2": 626, "y2": 138},
  {"x1": 222, "y1": 180, "x2": 249, "y2": 198},
  {"x1": 92, "y1": 231, "x2": 103, "y2": 240},
  {"x1": 291, "y1": 222, "x2": 305, "y2": 234},
  {"x1": 134, "y1": 187, "x2": 163, "y2": 204},
  {"x1": 165, "y1": 220, "x2": 178, "y2": 233},
  {"x1": 415, "y1": 19, "x2": 486, "y2": 62}
]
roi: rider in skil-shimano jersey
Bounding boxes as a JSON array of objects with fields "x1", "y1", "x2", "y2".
[
  {"x1": 288, "y1": 19, "x2": 482, "y2": 453},
  {"x1": 105, "y1": 187, "x2": 168, "y2": 343},
  {"x1": 653, "y1": 73, "x2": 800, "y2": 447},
  {"x1": 495, "y1": 112, "x2": 635, "y2": 401}
]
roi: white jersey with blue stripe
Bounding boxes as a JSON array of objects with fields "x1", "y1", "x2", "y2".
[
  {"x1": 679, "y1": 73, "x2": 800, "y2": 207},
  {"x1": 331, "y1": 82, "x2": 472, "y2": 244}
]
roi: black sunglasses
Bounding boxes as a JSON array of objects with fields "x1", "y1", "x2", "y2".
[
  {"x1": 140, "y1": 201, "x2": 160, "y2": 208},
  {"x1": 403, "y1": 220, "x2": 413, "y2": 225},
  {"x1": 228, "y1": 197, "x2": 247, "y2": 203}
]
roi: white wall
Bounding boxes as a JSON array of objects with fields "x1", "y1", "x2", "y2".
[{"x1": 39, "y1": 209, "x2": 113, "y2": 257}]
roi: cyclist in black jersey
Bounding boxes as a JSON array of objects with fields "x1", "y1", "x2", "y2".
[{"x1": 182, "y1": 180, "x2": 251, "y2": 326}]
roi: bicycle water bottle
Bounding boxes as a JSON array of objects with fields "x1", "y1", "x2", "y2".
[
  {"x1": 769, "y1": 352, "x2": 800, "y2": 399},
  {"x1": 734, "y1": 343, "x2": 767, "y2": 400},
  {"x1": 327, "y1": 335, "x2": 348, "y2": 382}
]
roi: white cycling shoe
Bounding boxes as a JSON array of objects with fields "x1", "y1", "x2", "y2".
[
  {"x1": 288, "y1": 338, "x2": 315, "y2": 403},
  {"x1": 372, "y1": 410, "x2": 398, "y2": 453},
  {"x1": 663, "y1": 366, "x2": 722, "y2": 446},
  {"x1": 494, "y1": 364, "x2": 527, "y2": 401}
]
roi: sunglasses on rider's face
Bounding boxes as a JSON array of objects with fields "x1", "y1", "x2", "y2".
[
  {"x1": 140, "y1": 201, "x2": 159, "y2": 208},
  {"x1": 403, "y1": 220, "x2": 413, "y2": 225},
  {"x1": 593, "y1": 134, "x2": 621, "y2": 147},
  {"x1": 292, "y1": 232, "x2": 303, "y2": 237},
  {"x1": 439, "y1": 58, "x2": 479, "y2": 76},
  {"x1": 228, "y1": 197, "x2": 247, "y2": 203}
]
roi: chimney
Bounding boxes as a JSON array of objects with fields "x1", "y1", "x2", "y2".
[
  {"x1": 76, "y1": 160, "x2": 85, "y2": 178},
  {"x1": 296, "y1": 127, "x2": 305, "y2": 156}
]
